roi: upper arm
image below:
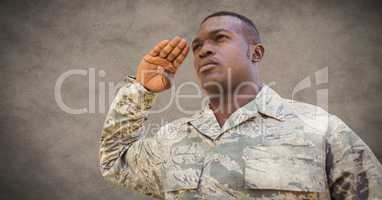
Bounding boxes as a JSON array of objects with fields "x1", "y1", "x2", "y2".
[{"x1": 326, "y1": 115, "x2": 382, "y2": 199}]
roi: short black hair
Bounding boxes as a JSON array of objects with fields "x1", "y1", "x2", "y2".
[{"x1": 200, "y1": 11, "x2": 261, "y2": 44}]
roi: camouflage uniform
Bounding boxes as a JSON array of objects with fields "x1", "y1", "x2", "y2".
[{"x1": 99, "y1": 77, "x2": 382, "y2": 200}]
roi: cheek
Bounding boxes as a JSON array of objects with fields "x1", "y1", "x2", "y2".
[
  {"x1": 222, "y1": 49, "x2": 249, "y2": 69},
  {"x1": 222, "y1": 43, "x2": 248, "y2": 61}
]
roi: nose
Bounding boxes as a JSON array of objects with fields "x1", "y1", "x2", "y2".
[{"x1": 198, "y1": 43, "x2": 215, "y2": 59}]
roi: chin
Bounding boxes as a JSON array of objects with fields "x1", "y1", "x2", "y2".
[{"x1": 201, "y1": 70, "x2": 225, "y2": 81}]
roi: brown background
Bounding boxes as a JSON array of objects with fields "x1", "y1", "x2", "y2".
[{"x1": 1, "y1": 0, "x2": 381, "y2": 199}]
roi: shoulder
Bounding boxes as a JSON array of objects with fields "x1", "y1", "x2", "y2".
[
  {"x1": 281, "y1": 98, "x2": 362, "y2": 145},
  {"x1": 281, "y1": 98, "x2": 332, "y2": 133}
]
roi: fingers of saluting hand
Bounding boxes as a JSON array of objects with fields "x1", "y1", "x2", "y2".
[
  {"x1": 160, "y1": 36, "x2": 182, "y2": 59},
  {"x1": 173, "y1": 45, "x2": 189, "y2": 68},
  {"x1": 146, "y1": 36, "x2": 189, "y2": 73},
  {"x1": 149, "y1": 40, "x2": 169, "y2": 56},
  {"x1": 166, "y1": 38, "x2": 187, "y2": 62}
]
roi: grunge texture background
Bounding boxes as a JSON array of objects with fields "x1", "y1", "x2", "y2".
[{"x1": 1, "y1": 0, "x2": 381, "y2": 199}]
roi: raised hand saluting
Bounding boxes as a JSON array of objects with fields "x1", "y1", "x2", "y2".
[{"x1": 136, "y1": 36, "x2": 189, "y2": 92}]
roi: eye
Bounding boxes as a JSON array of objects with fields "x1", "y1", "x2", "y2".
[
  {"x1": 216, "y1": 34, "x2": 228, "y2": 42},
  {"x1": 192, "y1": 43, "x2": 201, "y2": 51}
]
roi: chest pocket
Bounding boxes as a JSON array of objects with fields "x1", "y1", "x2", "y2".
[
  {"x1": 163, "y1": 142, "x2": 205, "y2": 193},
  {"x1": 243, "y1": 144, "x2": 326, "y2": 193}
]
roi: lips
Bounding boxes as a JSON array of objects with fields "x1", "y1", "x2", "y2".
[{"x1": 199, "y1": 60, "x2": 219, "y2": 74}]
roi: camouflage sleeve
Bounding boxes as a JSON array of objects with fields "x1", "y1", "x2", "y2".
[
  {"x1": 326, "y1": 114, "x2": 382, "y2": 199},
  {"x1": 99, "y1": 76, "x2": 165, "y2": 199}
]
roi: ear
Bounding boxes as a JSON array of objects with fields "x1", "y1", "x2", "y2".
[{"x1": 250, "y1": 43, "x2": 265, "y2": 63}]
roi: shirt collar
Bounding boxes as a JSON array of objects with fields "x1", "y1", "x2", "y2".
[
  {"x1": 188, "y1": 84, "x2": 285, "y2": 140},
  {"x1": 253, "y1": 84, "x2": 285, "y2": 121}
]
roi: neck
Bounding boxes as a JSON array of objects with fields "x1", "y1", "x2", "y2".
[{"x1": 208, "y1": 81, "x2": 263, "y2": 127}]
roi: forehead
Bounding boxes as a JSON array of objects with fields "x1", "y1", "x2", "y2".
[{"x1": 197, "y1": 15, "x2": 243, "y2": 36}]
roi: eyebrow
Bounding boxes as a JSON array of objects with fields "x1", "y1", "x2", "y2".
[{"x1": 191, "y1": 28, "x2": 232, "y2": 47}]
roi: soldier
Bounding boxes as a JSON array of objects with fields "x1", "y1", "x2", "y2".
[{"x1": 99, "y1": 11, "x2": 382, "y2": 199}]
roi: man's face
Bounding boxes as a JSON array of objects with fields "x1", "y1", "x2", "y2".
[{"x1": 192, "y1": 16, "x2": 253, "y2": 94}]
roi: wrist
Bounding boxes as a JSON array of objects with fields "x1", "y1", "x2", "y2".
[{"x1": 125, "y1": 75, "x2": 153, "y2": 94}]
